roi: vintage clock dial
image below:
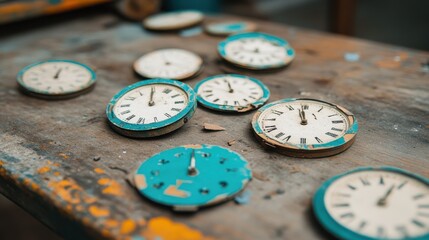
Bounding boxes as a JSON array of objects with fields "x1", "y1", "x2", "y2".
[
  {"x1": 133, "y1": 144, "x2": 252, "y2": 211},
  {"x1": 194, "y1": 74, "x2": 270, "y2": 112},
  {"x1": 205, "y1": 21, "x2": 257, "y2": 36},
  {"x1": 134, "y1": 48, "x2": 203, "y2": 80},
  {"x1": 218, "y1": 32, "x2": 295, "y2": 70},
  {"x1": 17, "y1": 60, "x2": 96, "y2": 99},
  {"x1": 313, "y1": 166, "x2": 429, "y2": 240},
  {"x1": 106, "y1": 79, "x2": 196, "y2": 138},
  {"x1": 251, "y1": 98, "x2": 358, "y2": 158},
  {"x1": 143, "y1": 10, "x2": 204, "y2": 31}
]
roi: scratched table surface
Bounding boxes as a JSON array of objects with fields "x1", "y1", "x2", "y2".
[{"x1": 0, "y1": 11, "x2": 428, "y2": 240}]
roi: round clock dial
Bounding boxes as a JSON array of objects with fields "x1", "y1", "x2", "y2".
[
  {"x1": 17, "y1": 60, "x2": 96, "y2": 99},
  {"x1": 252, "y1": 98, "x2": 358, "y2": 158},
  {"x1": 218, "y1": 32, "x2": 295, "y2": 70},
  {"x1": 106, "y1": 79, "x2": 196, "y2": 138},
  {"x1": 194, "y1": 74, "x2": 270, "y2": 112},
  {"x1": 205, "y1": 21, "x2": 257, "y2": 36},
  {"x1": 314, "y1": 167, "x2": 429, "y2": 240},
  {"x1": 133, "y1": 144, "x2": 252, "y2": 211},
  {"x1": 134, "y1": 48, "x2": 203, "y2": 80},
  {"x1": 143, "y1": 10, "x2": 204, "y2": 31}
]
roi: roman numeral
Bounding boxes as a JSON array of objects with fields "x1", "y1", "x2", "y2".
[
  {"x1": 411, "y1": 219, "x2": 425, "y2": 228},
  {"x1": 174, "y1": 101, "x2": 184, "y2": 104},
  {"x1": 315, "y1": 137, "x2": 323, "y2": 143},
  {"x1": 275, "y1": 132, "x2": 285, "y2": 139},
  {"x1": 285, "y1": 105, "x2": 294, "y2": 110},
  {"x1": 397, "y1": 181, "x2": 408, "y2": 189},
  {"x1": 347, "y1": 184, "x2": 356, "y2": 190},
  {"x1": 379, "y1": 176, "x2": 384, "y2": 185},
  {"x1": 126, "y1": 114, "x2": 135, "y2": 121},
  {"x1": 234, "y1": 101, "x2": 239, "y2": 106},
  {"x1": 203, "y1": 90, "x2": 213, "y2": 93},
  {"x1": 340, "y1": 212, "x2": 354, "y2": 219},
  {"x1": 120, "y1": 104, "x2": 130, "y2": 107},
  {"x1": 137, "y1": 118, "x2": 144, "y2": 124},
  {"x1": 360, "y1": 177, "x2": 370, "y2": 186},
  {"x1": 333, "y1": 203, "x2": 350, "y2": 207},
  {"x1": 164, "y1": 113, "x2": 171, "y2": 118},
  {"x1": 125, "y1": 96, "x2": 136, "y2": 101},
  {"x1": 205, "y1": 94, "x2": 213, "y2": 98},
  {"x1": 332, "y1": 120, "x2": 344, "y2": 124},
  {"x1": 264, "y1": 125, "x2": 277, "y2": 133},
  {"x1": 283, "y1": 135, "x2": 291, "y2": 142},
  {"x1": 300, "y1": 138, "x2": 306, "y2": 144},
  {"x1": 171, "y1": 94, "x2": 180, "y2": 98},
  {"x1": 120, "y1": 110, "x2": 130, "y2": 115},
  {"x1": 271, "y1": 110, "x2": 284, "y2": 115},
  {"x1": 328, "y1": 114, "x2": 338, "y2": 117},
  {"x1": 162, "y1": 88, "x2": 172, "y2": 94},
  {"x1": 154, "y1": 117, "x2": 158, "y2": 122},
  {"x1": 413, "y1": 194, "x2": 425, "y2": 200},
  {"x1": 318, "y1": 107, "x2": 323, "y2": 112},
  {"x1": 213, "y1": 98, "x2": 219, "y2": 102},
  {"x1": 302, "y1": 105, "x2": 309, "y2": 110},
  {"x1": 171, "y1": 108, "x2": 181, "y2": 112},
  {"x1": 331, "y1": 127, "x2": 343, "y2": 132},
  {"x1": 325, "y1": 132, "x2": 338, "y2": 138}
]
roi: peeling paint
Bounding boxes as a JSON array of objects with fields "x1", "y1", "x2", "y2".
[{"x1": 142, "y1": 217, "x2": 213, "y2": 240}]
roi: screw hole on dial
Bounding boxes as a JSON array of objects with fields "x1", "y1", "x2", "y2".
[
  {"x1": 151, "y1": 170, "x2": 160, "y2": 176},
  {"x1": 219, "y1": 181, "x2": 228, "y2": 188},
  {"x1": 174, "y1": 153, "x2": 183, "y2": 158},
  {"x1": 153, "y1": 182, "x2": 164, "y2": 189},
  {"x1": 201, "y1": 152, "x2": 210, "y2": 158},
  {"x1": 219, "y1": 158, "x2": 227, "y2": 164},
  {"x1": 158, "y1": 159, "x2": 170, "y2": 165},
  {"x1": 199, "y1": 188, "x2": 209, "y2": 194}
]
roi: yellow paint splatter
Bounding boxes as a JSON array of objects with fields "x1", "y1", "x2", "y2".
[
  {"x1": 98, "y1": 178, "x2": 124, "y2": 196},
  {"x1": 120, "y1": 219, "x2": 136, "y2": 235},
  {"x1": 94, "y1": 168, "x2": 105, "y2": 174},
  {"x1": 37, "y1": 166, "x2": 51, "y2": 174},
  {"x1": 142, "y1": 217, "x2": 213, "y2": 240},
  {"x1": 88, "y1": 205, "x2": 110, "y2": 217}
]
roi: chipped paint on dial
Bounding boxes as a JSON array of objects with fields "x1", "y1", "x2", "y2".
[
  {"x1": 134, "y1": 145, "x2": 252, "y2": 211},
  {"x1": 205, "y1": 21, "x2": 257, "y2": 36}
]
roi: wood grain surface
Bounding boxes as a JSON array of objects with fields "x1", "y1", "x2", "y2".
[{"x1": 0, "y1": 12, "x2": 428, "y2": 240}]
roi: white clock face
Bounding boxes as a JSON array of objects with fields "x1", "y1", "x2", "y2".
[
  {"x1": 20, "y1": 61, "x2": 93, "y2": 95},
  {"x1": 257, "y1": 100, "x2": 349, "y2": 145},
  {"x1": 197, "y1": 75, "x2": 264, "y2": 107},
  {"x1": 113, "y1": 84, "x2": 189, "y2": 124},
  {"x1": 325, "y1": 170, "x2": 429, "y2": 239},
  {"x1": 144, "y1": 11, "x2": 203, "y2": 30},
  {"x1": 224, "y1": 37, "x2": 289, "y2": 68},
  {"x1": 134, "y1": 49, "x2": 202, "y2": 80}
]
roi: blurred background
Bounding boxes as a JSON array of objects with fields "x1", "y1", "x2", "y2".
[{"x1": 0, "y1": 0, "x2": 428, "y2": 239}]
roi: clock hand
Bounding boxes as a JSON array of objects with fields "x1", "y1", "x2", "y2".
[
  {"x1": 53, "y1": 68, "x2": 62, "y2": 79},
  {"x1": 377, "y1": 184, "x2": 395, "y2": 206},
  {"x1": 226, "y1": 79, "x2": 234, "y2": 93},
  {"x1": 298, "y1": 105, "x2": 308, "y2": 125},
  {"x1": 148, "y1": 86, "x2": 155, "y2": 106},
  {"x1": 187, "y1": 149, "x2": 198, "y2": 176}
]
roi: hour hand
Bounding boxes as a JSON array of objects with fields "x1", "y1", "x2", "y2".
[
  {"x1": 298, "y1": 106, "x2": 307, "y2": 125},
  {"x1": 188, "y1": 150, "x2": 198, "y2": 176},
  {"x1": 148, "y1": 86, "x2": 155, "y2": 106}
]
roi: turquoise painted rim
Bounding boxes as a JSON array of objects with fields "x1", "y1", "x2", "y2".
[
  {"x1": 194, "y1": 74, "x2": 270, "y2": 112},
  {"x1": 218, "y1": 32, "x2": 295, "y2": 69},
  {"x1": 313, "y1": 166, "x2": 429, "y2": 240},
  {"x1": 16, "y1": 59, "x2": 96, "y2": 96},
  {"x1": 106, "y1": 79, "x2": 197, "y2": 132},
  {"x1": 252, "y1": 98, "x2": 358, "y2": 150}
]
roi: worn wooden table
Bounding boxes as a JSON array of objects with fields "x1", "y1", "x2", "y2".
[{"x1": 0, "y1": 11, "x2": 428, "y2": 240}]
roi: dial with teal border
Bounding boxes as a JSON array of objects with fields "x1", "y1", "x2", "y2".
[
  {"x1": 251, "y1": 98, "x2": 358, "y2": 157},
  {"x1": 106, "y1": 79, "x2": 196, "y2": 138},
  {"x1": 313, "y1": 166, "x2": 429, "y2": 240},
  {"x1": 194, "y1": 74, "x2": 270, "y2": 112},
  {"x1": 17, "y1": 59, "x2": 96, "y2": 97},
  {"x1": 133, "y1": 144, "x2": 252, "y2": 211},
  {"x1": 218, "y1": 32, "x2": 295, "y2": 70},
  {"x1": 205, "y1": 21, "x2": 257, "y2": 36}
]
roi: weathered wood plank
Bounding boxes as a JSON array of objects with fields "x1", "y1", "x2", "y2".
[{"x1": 0, "y1": 12, "x2": 428, "y2": 240}]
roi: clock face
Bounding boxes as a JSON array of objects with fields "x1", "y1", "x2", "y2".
[
  {"x1": 252, "y1": 98, "x2": 358, "y2": 157},
  {"x1": 143, "y1": 10, "x2": 203, "y2": 31},
  {"x1": 194, "y1": 74, "x2": 270, "y2": 112},
  {"x1": 17, "y1": 60, "x2": 96, "y2": 98},
  {"x1": 205, "y1": 21, "x2": 257, "y2": 36},
  {"x1": 133, "y1": 144, "x2": 252, "y2": 211},
  {"x1": 134, "y1": 49, "x2": 203, "y2": 80},
  {"x1": 106, "y1": 79, "x2": 196, "y2": 138},
  {"x1": 314, "y1": 167, "x2": 429, "y2": 240},
  {"x1": 218, "y1": 32, "x2": 295, "y2": 70}
]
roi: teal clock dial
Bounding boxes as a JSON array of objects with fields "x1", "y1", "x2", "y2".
[
  {"x1": 313, "y1": 166, "x2": 429, "y2": 240},
  {"x1": 106, "y1": 79, "x2": 196, "y2": 138},
  {"x1": 218, "y1": 32, "x2": 295, "y2": 70},
  {"x1": 194, "y1": 74, "x2": 270, "y2": 112},
  {"x1": 17, "y1": 59, "x2": 96, "y2": 99},
  {"x1": 133, "y1": 144, "x2": 252, "y2": 211},
  {"x1": 205, "y1": 21, "x2": 257, "y2": 36}
]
